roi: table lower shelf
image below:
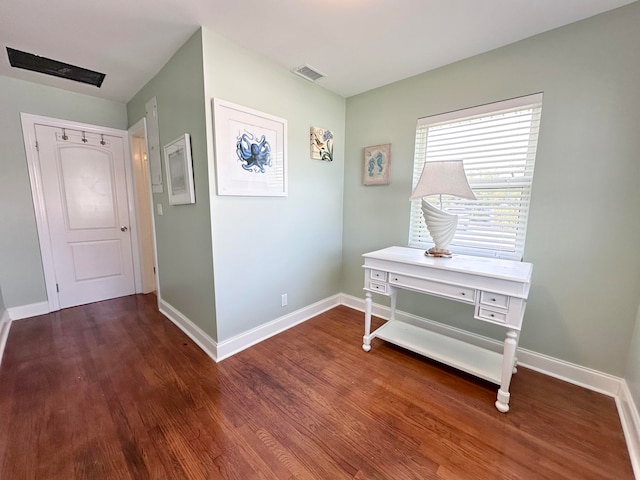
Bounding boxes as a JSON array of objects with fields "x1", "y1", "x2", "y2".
[{"x1": 372, "y1": 321, "x2": 503, "y2": 385}]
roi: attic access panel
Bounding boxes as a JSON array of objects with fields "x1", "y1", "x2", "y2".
[{"x1": 6, "y1": 47, "x2": 105, "y2": 87}]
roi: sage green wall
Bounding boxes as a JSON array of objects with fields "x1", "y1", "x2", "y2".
[
  {"x1": 343, "y1": 3, "x2": 640, "y2": 375},
  {"x1": 201, "y1": 29, "x2": 346, "y2": 341},
  {"x1": 0, "y1": 75, "x2": 127, "y2": 308},
  {"x1": 127, "y1": 30, "x2": 217, "y2": 340}
]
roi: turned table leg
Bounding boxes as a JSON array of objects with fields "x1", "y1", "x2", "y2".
[
  {"x1": 389, "y1": 289, "x2": 398, "y2": 322},
  {"x1": 363, "y1": 292, "x2": 372, "y2": 352},
  {"x1": 495, "y1": 330, "x2": 518, "y2": 413}
]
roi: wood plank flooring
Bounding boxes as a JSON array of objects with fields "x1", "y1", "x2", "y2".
[{"x1": 0, "y1": 294, "x2": 633, "y2": 479}]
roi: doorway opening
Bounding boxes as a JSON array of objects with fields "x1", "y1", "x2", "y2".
[{"x1": 128, "y1": 119, "x2": 159, "y2": 297}]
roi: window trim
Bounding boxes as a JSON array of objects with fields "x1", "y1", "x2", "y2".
[{"x1": 409, "y1": 93, "x2": 543, "y2": 261}]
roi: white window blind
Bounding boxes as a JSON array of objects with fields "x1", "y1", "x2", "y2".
[{"x1": 409, "y1": 93, "x2": 543, "y2": 260}]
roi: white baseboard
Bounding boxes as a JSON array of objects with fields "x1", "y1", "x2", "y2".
[
  {"x1": 0, "y1": 312, "x2": 11, "y2": 368},
  {"x1": 158, "y1": 294, "x2": 342, "y2": 363},
  {"x1": 216, "y1": 294, "x2": 342, "y2": 361},
  {"x1": 617, "y1": 381, "x2": 640, "y2": 479},
  {"x1": 158, "y1": 298, "x2": 219, "y2": 362},
  {"x1": 7, "y1": 301, "x2": 49, "y2": 320},
  {"x1": 4, "y1": 293, "x2": 630, "y2": 399},
  {"x1": 516, "y1": 347, "x2": 623, "y2": 396}
]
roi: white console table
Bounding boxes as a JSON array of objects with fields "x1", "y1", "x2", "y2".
[{"x1": 362, "y1": 246, "x2": 532, "y2": 412}]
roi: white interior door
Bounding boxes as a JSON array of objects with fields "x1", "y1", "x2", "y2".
[{"x1": 35, "y1": 124, "x2": 135, "y2": 309}]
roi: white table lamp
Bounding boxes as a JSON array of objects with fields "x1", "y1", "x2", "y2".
[{"x1": 410, "y1": 160, "x2": 476, "y2": 257}]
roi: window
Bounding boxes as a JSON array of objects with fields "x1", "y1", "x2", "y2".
[{"x1": 409, "y1": 93, "x2": 543, "y2": 261}]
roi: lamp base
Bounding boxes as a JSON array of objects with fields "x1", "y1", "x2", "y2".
[{"x1": 425, "y1": 247, "x2": 453, "y2": 258}]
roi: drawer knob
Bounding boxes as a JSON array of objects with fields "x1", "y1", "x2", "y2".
[
  {"x1": 491, "y1": 298, "x2": 496, "y2": 302},
  {"x1": 461, "y1": 292, "x2": 466, "y2": 296},
  {"x1": 490, "y1": 314, "x2": 495, "y2": 317}
]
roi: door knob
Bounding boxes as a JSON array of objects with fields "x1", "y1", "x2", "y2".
[{"x1": 120, "y1": 226, "x2": 128, "y2": 232}]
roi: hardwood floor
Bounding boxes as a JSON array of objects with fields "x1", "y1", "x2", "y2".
[{"x1": 0, "y1": 294, "x2": 633, "y2": 479}]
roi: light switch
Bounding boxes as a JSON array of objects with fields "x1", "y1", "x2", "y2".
[{"x1": 157, "y1": 203, "x2": 163, "y2": 216}]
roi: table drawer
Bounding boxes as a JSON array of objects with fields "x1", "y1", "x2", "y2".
[
  {"x1": 368, "y1": 281, "x2": 388, "y2": 294},
  {"x1": 370, "y1": 269, "x2": 387, "y2": 282},
  {"x1": 476, "y1": 306, "x2": 507, "y2": 324},
  {"x1": 479, "y1": 291, "x2": 509, "y2": 310},
  {"x1": 388, "y1": 273, "x2": 475, "y2": 304}
]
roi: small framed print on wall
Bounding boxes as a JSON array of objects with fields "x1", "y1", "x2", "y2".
[
  {"x1": 163, "y1": 133, "x2": 195, "y2": 205},
  {"x1": 310, "y1": 126, "x2": 333, "y2": 162},
  {"x1": 363, "y1": 143, "x2": 391, "y2": 186}
]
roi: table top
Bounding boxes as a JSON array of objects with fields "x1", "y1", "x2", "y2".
[{"x1": 363, "y1": 246, "x2": 532, "y2": 284}]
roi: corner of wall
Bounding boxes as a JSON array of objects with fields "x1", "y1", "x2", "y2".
[
  {"x1": 0, "y1": 285, "x2": 10, "y2": 368},
  {"x1": 623, "y1": 304, "x2": 640, "y2": 458},
  {"x1": 618, "y1": 380, "x2": 640, "y2": 479}
]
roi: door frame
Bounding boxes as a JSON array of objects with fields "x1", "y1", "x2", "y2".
[
  {"x1": 128, "y1": 118, "x2": 161, "y2": 298},
  {"x1": 21, "y1": 113, "x2": 144, "y2": 312}
]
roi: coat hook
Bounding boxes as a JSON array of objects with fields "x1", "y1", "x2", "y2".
[
  {"x1": 62, "y1": 128, "x2": 68, "y2": 141},
  {"x1": 82, "y1": 132, "x2": 88, "y2": 143},
  {"x1": 100, "y1": 134, "x2": 106, "y2": 146}
]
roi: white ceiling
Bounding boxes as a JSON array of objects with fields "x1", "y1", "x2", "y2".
[{"x1": 0, "y1": 0, "x2": 635, "y2": 103}]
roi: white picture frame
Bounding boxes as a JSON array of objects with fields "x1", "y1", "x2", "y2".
[
  {"x1": 163, "y1": 133, "x2": 195, "y2": 205},
  {"x1": 213, "y1": 98, "x2": 287, "y2": 196}
]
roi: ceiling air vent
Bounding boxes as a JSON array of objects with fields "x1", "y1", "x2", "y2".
[
  {"x1": 6, "y1": 47, "x2": 105, "y2": 87},
  {"x1": 291, "y1": 64, "x2": 325, "y2": 82}
]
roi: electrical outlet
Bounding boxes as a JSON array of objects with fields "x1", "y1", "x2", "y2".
[{"x1": 281, "y1": 294, "x2": 288, "y2": 307}]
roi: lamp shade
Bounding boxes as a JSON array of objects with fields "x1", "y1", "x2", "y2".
[{"x1": 410, "y1": 160, "x2": 476, "y2": 200}]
